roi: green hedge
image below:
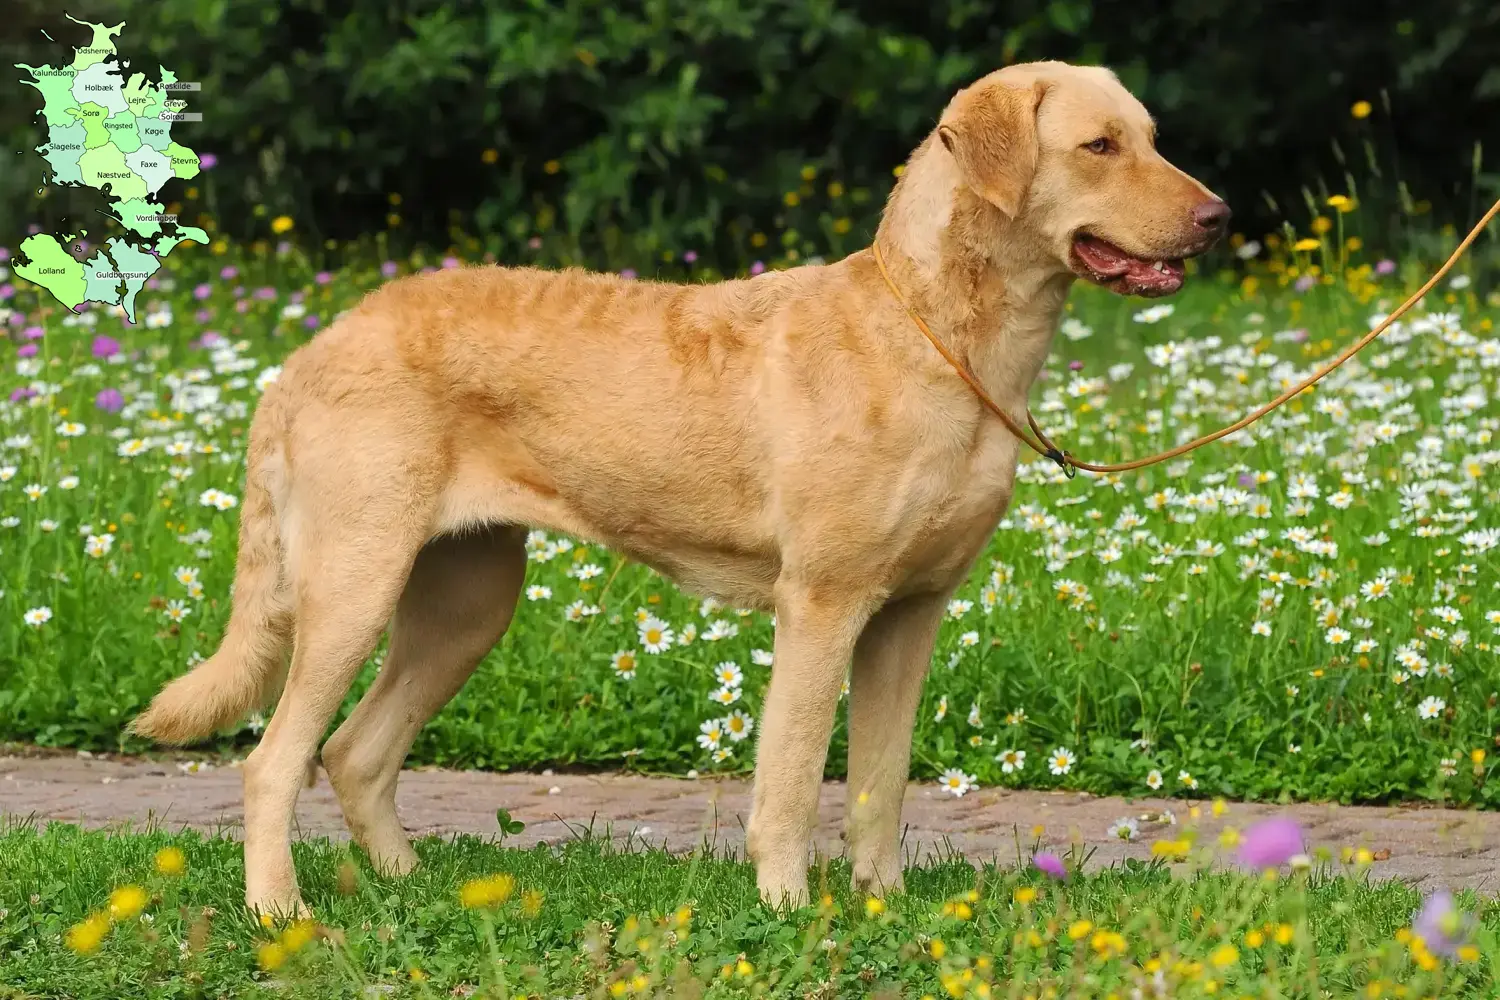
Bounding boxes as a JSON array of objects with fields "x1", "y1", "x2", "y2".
[{"x1": 4, "y1": 0, "x2": 1499, "y2": 268}]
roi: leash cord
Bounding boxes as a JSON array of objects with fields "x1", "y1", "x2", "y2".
[{"x1": 872, "y1": 196, "x2": 1500, "y2": 478}]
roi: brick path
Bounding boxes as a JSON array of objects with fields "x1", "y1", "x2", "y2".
[{"x1": 4, "y1": 749, "x2": 1500, "y2": 891}]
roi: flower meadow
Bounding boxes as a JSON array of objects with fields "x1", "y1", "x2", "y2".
[
  {"x1": 2, "y1": 202, "x2": 1500, "y2": 811},
  {"x1": 3, "y1": 810, "x2": 1500, "y2": 999}
]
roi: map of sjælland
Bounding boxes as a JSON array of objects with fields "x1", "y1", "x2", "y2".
[{"x1": 14, "y1": 13, "x2": 208, "y2": 322}]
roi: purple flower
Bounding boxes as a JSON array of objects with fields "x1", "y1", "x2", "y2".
[
  {"x1": 0, "y1": 284, "x2": 13, "y2": 301},
  {"x1": 620, "y1": 268, "x2": 637, "y2": 280},
  {"x1": 146, "y1": 276, "x2": 159, "y2": 290},
  {"x1": 421, "y1": 265, "x2": 437, "y2": 274},
  {"x1": 9, "y1": 386, "x2": 36, "y2": 402},
  {"x1": 1032, "y1": 853, "x2": 1066, "y2": 879},
  {"x1": 1288, "y1": 328, "x2": 1309, "y2": 343},
  {"x1": 683, "y1": 250, "x2": 698, "y2": 263},
  {"x1": 94, "y1": 387, "x2": 124, "y2": 413},
  {"x1": 750, "y1": 261, "x2": 766, "y2": 275},
  {"x1": 74, "y1": 240, "x2": 90, "y2": 255},
  {"x1": 17, "y1": 343, "x2": 37, "y2": 358},
  {"x1": 194, "y1": 283, "x2": 212, "y2": 300},
  {"x1": 315, "y1": 271, "x2": 332, "y2": 285},
  {"x1": 9, "y1": 312, "x2": 25, "y2": 327},
  {"x1": 381, "y1": 260, "x2": 399, "y2": 278},
  {"x1": 276, "y1": 241, "x2": 292, "y2": 255},
  {"x1": 91, "y1": 334, "x2": 121, "y2": 358},
  {"x1": 22, "y1": 325, "x2": 43, "y2": 341},
  {"x1": 0, "y1": 247, "x2": 9, "y2": 261},
  {"x1": 1375, "y1": 258, "x2": 1397, "y2": 276},
  {"x1": 303, "y1": 314, "x2": 320, "y2": 329},
  {"x1": 1237, "y1": 817, "x2": 1305, "y2": 868},
  {"x1": 254, "y1": 286, "x2": 276, "y2": 301},
  {"x1": 1413, "y1": 890, "x2": 1469, "y2": 957},
  {"x1": 1068, "y1": 360, "x2": 1084, "y2": 371},
  {"x1": 1237, "y1": 472, "x2": 1256, "y2": 489},
  {"x1": 220, "y1": 266, "x2": 238, "y2": 281},
  {"x1": 442, "y1": 255, "x2": 461, "y2": 269},
  {"x1": 27, "y1": 224, "x2": 40, "y2": 234},
  {"x1": 1294, "y1": 274, "x2": 1316, "y2": 293},
  {"x1": 235, "y1": 299, "x2": 250, "y2": 313},
  {"x1": 232, "y1": 286, "x2": 244, "y2": 298},
  {"x1": 199, "y1": 153, "x2": 218, "y2": 170},
  {"x1": 200, "y1": 331, "x2": 223, "y2": 347},
  {"x1": 527, "y1": 237, "x2": 542, "y2": 249},
  {"x1": 195, "y1": 309, "x2": 212, "y2": 323}
]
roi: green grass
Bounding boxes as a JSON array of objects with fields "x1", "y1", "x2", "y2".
[
  {"x1": 1, "y1": 213, "x2": 1499, "y2": 809},
  {"x1": 1, "y1": 821, "x2": 1496, "y2": 999}
]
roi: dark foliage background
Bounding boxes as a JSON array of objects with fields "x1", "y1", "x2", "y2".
[{"x1": 3, "y1": 0, "x2": 1498, "y2": 268}]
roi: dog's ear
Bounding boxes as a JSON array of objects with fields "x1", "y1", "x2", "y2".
[{"x1": 937, "y1": 80, "x2": 1050, "y2": 217}]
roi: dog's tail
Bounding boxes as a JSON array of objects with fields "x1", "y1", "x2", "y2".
[{"x1": 130, "y1": 406, "x2": 292, "y2": 745}]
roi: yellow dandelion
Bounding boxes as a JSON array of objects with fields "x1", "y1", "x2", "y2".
[
  {"x1": 107, "y1": 885, "x2": 148, "y2": 921},
  {"x1": 1245, "y1": 929, "x2": 1264, "y2": 948},
  {"x1": 279, "y1": 918, "x2": 316, "y2": 954},
  {"x1": 154, "y1": 846, "x2": 187, "y2": 877},
  {"x1": 1293, "y1": 237, "x2": 1322, "y2": 252},
  {"x1": 257, "y1": 941, "x2": 287, "y2": 971},
  {"x1": 864, "y1": 897, "x2": 885, "y2": 918},
  {"x1": 783, "y1": 192, "x2": 800, "y2": 207},
  {"x1": 930, "y1": 938, "x2": 947, "y2": 959},
  {"x1": 1310, "y1": 216, "x2": 1332, "y2": 235},
  {"x1": 544, "y1": 159, "x2": 561, "y2": 175},
  {"x1": 270, "y1": 215, "x2": 294, "y2": 235},
  {"x1": 1210, "y1": 943, "x2": 1239, "y2": 967},
  {"x1": 520, "y1": 888, "x2": 544, "y2": 919},
  {"x1": 65, "y1": 912, "x2": 112, "y2": 954},
  {"x1": 1068, "y1": 919, "x2": 1093, "y2": 940},
  {"x1": 1014, "y1": 886, "x2": 1037, "y2": 905},
  {"x1": 459, "y1": 872, "x2": 516, "y2": 909},
  {"x1": 1351, "y1": 100, "x2": 1372, "y2": 119}
]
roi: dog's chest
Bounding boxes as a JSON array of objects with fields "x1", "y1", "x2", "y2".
[{"x1": 887, "y1": 419, "x2": 1022, "y2": 595}]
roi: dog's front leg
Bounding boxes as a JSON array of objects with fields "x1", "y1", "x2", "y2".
[
  {"x1": 746, "y1": 582, "x2": 878, "y2": 909},
  {"x1": 844, "y1": 592, "x2": 947, "y2": 896}
]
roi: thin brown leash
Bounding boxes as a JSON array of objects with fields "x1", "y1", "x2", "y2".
[{"x1": 871, "y1": 195, "x2": 1500, "y2": 478}]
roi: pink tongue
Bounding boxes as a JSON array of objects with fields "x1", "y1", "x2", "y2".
[{"x1": 1083, "y1": 239, "x2": 1130, "y2": 268}]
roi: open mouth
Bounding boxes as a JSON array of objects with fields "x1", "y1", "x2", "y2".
[{"x1": 1070, "y1": 233, "x2": 1186, "y2": 298}]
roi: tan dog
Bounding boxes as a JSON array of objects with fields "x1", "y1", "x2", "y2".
[{"x1": 131, "y1": 59, "x2": 1227, "y2": 916}]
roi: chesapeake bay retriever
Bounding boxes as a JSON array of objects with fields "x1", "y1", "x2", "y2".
[{"x1": 131, "y1": 59, "x2": 1227, "y2": 916}]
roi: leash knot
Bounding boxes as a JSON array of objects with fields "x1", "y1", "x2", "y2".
[{"x1": 1044, "y1": 446, "x2": 1077, "y2": 479}]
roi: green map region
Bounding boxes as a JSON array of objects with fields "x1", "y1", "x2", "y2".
[{"x1": 14, "y1": 13, "x2": 208, "y2": 321}]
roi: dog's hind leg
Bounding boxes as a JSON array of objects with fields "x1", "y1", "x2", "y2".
[
  {"x1": 321, "y1": 524, "x2": 527, "y2": 876},
  {"x1": 240, "y1": 425, "x2": 438, "y2": 920}
]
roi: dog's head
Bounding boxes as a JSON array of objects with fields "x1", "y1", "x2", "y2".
[{"x1": 935, "y1": 61, "x2": 1228, "y2": 297}]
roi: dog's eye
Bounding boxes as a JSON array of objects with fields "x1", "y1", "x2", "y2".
[{"x1": 1084, "y1": 137, "x2": 1111, "y2": 154}]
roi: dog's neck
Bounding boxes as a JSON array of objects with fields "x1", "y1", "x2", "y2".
[{"x1": 872, "y1": 134, "x2": 1073, "y2": 407}]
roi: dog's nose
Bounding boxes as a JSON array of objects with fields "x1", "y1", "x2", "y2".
[{"x1": 1192, "y1": 200, "x2": 1231, "y2": 232}]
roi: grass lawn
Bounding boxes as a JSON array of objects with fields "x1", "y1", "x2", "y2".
[
  {"x1": 2, "y1": 226, "x2": 1499, "y2": 807},
  {"x1": 1, "y1": 820, "x2": 1497, "y2": 999}
]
